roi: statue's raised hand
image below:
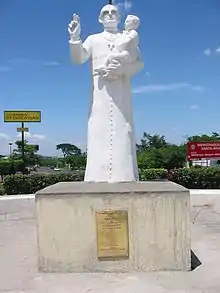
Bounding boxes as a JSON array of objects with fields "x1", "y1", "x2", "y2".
[{"x1": 68, "y1": 14, "x2": 81, "y2": 41}]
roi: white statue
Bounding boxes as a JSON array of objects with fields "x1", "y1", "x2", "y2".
[
  {"x1": 105, "y1": 15, "x2": 140, "y2": 69},
  {"x1": 68, "y1": 4, "x2": 144, "y2": 182}
]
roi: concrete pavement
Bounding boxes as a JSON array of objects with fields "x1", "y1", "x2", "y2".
[{"x1": 0, "y1": 191, "x2": 220, "y2": 292}]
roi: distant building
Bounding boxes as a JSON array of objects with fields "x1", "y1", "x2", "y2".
[{"x1": 192, "y1": 158, "x2": 220, "y2": 167}]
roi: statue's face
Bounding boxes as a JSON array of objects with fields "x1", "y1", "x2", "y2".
[
  {"x1": 125, "y1": 15, "x2": 140, "y2": 31},
  {"x1": 99, "y1": 5, "x2": 121, "y2": 28}
]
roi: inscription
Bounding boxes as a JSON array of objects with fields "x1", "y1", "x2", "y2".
[{"x1": 96, "y1": 210, "x2": 129, "y2": 260}]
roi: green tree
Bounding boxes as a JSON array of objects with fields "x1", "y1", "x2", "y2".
[
  {"x1": 65, "y1": 154, "x2": 86, "y2": 170},
  {"x1": 137, "y1": 133, "x2": 168, "y2": 153},
  {"x1": 136, "y1": 132, "x2": 187, "y2": 170},
  {"x1": 13, "y1": 140, "x2": 39, "y2": 166},
  {"x1": 0, "y1": 159, "x2": 25, "y2": 177},
  {"x1": 56, "y1": 143, "x2": 82, "y2": 157},
  {"x1": 159, "y1": 144, "x2": 186, "y2": 170},
  {"x1": 137, "y1": 149, "x2": 164, "y2": 169},
  {"x1": 137, "y1": 145, "x2": 186, "y2": 170},
  {"x1": 187, "y1": 132, "x2": 220, "y2": 142},
  {"x1": 38, "y1": 156, "x2": 59, "y2": 168}
]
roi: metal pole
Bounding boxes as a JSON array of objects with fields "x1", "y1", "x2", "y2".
[
  {"x1": 109, "y1": 0, "x2": 113, "y2": 4},
  {"x1": 9, "y1": 143, "x2": 12, "y2": 157},
  {"x1": 21, "y1": 122, "x2": 25, "y2": 162}
]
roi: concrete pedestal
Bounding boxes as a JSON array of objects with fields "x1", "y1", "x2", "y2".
[{"x1": 35, "y1": 181, "x2": 191, "y2": 273}]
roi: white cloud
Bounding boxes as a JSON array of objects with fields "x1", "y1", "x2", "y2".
[
  {"x1": 0, "y1": 133, "x2": 10, "y2": 140},
  {"x1": 16, "y1": 132, "x2": 46, "y2": 140},
  {"x1": 171, "y1": 127, "x2": 178, "y2": 131},
  {"x1": 8, "y1": 58, "x2": 61, "y2": 67},
  {"x1": 0, "y1": 133, "x2": 64, "y2": 156},
  {"x1": 215, "y1": 47, "x2": 220, "y2": 54},
  {"x1": 31, "y1": 134, "x2": 46, "y2": 140},
  {"x1": 124, "y1": 0, "x2": 132, "y2": 11},
  {"x1": 0, "y1": 66, "x2": 12, "y2": 72},
  {"x1": 204, "y1": 46, "x2": 220, "y2": 57},
  {"x1": 114, "y1": 0, "x2": 132, "y2": 13},
  {"x1": 8, "y1": 58, "x2": 38, "y2": 66},
  {"x1": 42, "y1": 61, "x2": 60, "y2": 66},
  {"x1": 204, "y1": 48, "x2": 212, "y2": 56},
  {"x1": 190, "y1": 104, "x2": 200, "y2": 110},
  {"x1": 132, "y1": 83, "x2": 205, "y2": 94}
]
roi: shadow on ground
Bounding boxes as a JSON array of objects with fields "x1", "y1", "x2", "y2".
[{"x1": 191, "y1": 250, "x2": 202, "y2": 271}]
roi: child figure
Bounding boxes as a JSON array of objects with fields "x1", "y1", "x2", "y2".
[{"x1": 106, "y1": 15, "x2": 140, "y2": 67}]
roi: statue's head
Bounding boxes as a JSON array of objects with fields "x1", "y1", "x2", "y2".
[
  {"x1": 125, "y1": 15, "x2": 140, "y2": 31},
  {"x1": 99, "y1": 4, "x2": 121, "y2": 29}
]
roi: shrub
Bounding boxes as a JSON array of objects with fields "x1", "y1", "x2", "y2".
[
  {"x1": 168, "y1": 167, "x2": 220, "y2": 189},
  {"x1": 3, "y1": 171, "x2": 84, "y2": 195},
  {"x1": 140, "y1": 168, "x2": 168, "y2": 180},
  {"x1": 3, "y1": 167, "x2": 220, "y2": 195},
  {"x1": 0, "y1": 159, "x2": 26, "y2": 176},
  {"x1": 0, "y1": 183, "x2": 5, "y2": 195}
]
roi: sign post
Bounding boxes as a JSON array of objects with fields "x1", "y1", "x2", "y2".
[
  {"x1": 21, "y1": 122, "x2": 25, "y2": 162},
  {"x1": 4, "y1": 110, "x2": 41, "y2": 165}
]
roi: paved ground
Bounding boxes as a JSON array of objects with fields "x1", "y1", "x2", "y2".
[{"x1": 0, "y1": 192, "x2": 220, "y2": 292}]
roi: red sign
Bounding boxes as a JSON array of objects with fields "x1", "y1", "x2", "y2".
[{"x1": 187, "y1": 142, "x2": 220, "y2": 160}]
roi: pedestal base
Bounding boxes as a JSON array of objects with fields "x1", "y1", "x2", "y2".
[{"x1": 35, "y1": 181, "x2": 191, "y2": 272}]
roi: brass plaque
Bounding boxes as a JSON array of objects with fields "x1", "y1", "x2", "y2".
[{"x1": 96, "y1": 210, "x2": 129, "y2": 260}]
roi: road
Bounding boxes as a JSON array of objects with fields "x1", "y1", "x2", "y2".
[{"x1": 32, "y1": 167, "x2": 74, "y2": 174}]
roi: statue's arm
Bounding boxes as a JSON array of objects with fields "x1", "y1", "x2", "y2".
[
  {"x1": 104, "y1": 47, "x2": 143, "y2": 80},
  {"x1": 124, "y1": 60, "x2": 144, "y2": 76},
  {"x1": 119, "y1": 31, "x2": 138, "y2": 50},
  {"x1": 69, "y1": 36, "x2": 92, "y2": 64},
  {"x1": 123, "y1": 48, "x2": 144, "y2": 76}
]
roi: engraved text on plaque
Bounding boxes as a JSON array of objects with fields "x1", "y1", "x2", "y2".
[{"x1": 96, "y1": 210, "x2": 129, "y2": 260}]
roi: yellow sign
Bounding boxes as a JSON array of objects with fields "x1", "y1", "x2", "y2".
[
  {"x1": 17, "y1": 127, "x2": 29, "y2": 132},
  {"x1": 4, "y1": 111, "x2": 41, "y2": 122},
  {"x1": 96, "y1": 210, "x2": 129, "y2": 260}
]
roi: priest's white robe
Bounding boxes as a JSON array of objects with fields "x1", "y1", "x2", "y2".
[{"x1": 69, "y1": 31, "x2": 143, "y2": 182}]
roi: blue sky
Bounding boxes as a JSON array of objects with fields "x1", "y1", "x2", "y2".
[{"x1": 0, "y1": 0, "x2": 220, "y2": 156}]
